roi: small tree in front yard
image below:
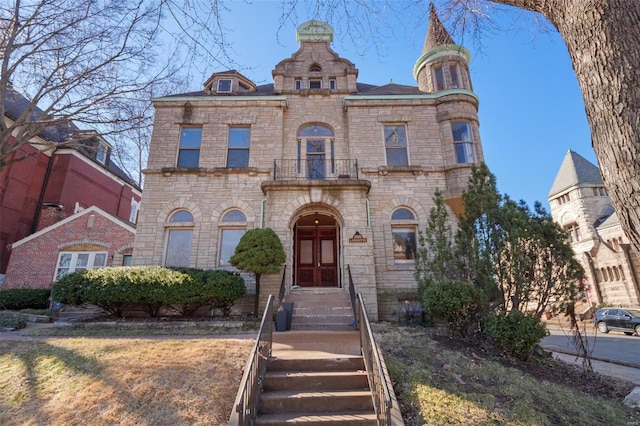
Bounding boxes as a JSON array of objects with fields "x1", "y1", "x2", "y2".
[{"x1": 229, "y1": 228, "x2": 285, "y2": 316}]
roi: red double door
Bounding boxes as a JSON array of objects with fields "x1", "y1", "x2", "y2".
[{"x1": 295, "y1": 228, "x2": 338, "y2": 287}]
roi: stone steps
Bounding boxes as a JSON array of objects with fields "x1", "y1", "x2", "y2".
[
  {"x1": 256, "y1": 356, "x2": 376, "y2": 426},
  {"x1": 285, "y1": 290, "x2": 355, "y2": 331}
]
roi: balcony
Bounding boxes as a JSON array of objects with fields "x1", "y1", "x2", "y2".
[
  {"x1": 271, "y1": 159, "x2": 359, "y2": 181},
  {"x1": 262, "y1": 159, "x2": 370, "y2": 194}
]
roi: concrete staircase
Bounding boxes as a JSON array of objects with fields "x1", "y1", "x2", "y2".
[
  {"x1": 255, "y1": 356, "x2": 377, "y2": 425},
  {"x1": 285, "y1": 289, "x2": 355, "y2": 330}
]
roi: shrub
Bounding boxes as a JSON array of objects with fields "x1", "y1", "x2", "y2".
[
  {"x1": 168, "y1": 268, "x2": 245, "y2": 316},
  {"x1": 0, "y1": 288, "x2": 51, "y2": 310},
  {"x1": 0, "y1": 315, "x2": 27, "y2": 330},
  {"x1": 422, "y1": 280, "x2": 486, "y2": 338},
  {"x1": 54, "y1": 267, "x2": 190, "y2": 317},
  {"x1": 207, "y1": 270, "x2": 246, "y2": 316},
  {"x1": 484, "y1": 310, "x2": 549, "y2": 361},
  {"x1": 53, "y1": 266, "x2": 246, "y2": 318}
]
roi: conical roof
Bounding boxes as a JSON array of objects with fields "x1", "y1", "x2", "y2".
[
  {"x1": 548, "y1": 150, "x2": 603, "y2": 198},
  {"x1": 422, "y1": 3, "x2": 455, "y2": 54}
]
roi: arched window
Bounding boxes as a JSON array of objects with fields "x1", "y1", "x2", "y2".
[
  {"x1": 219, "y1": 209, "x2": 247, "y2": 266},
  {"x1": 390, "y1": 207, "x2": 418, "y2": 264},
  {"x1": 391, "y1": 208, "x2": 415, "y2": 220},
  {"x1": 309, "y1": 64, "x2": 322, "y2": 72},
  {"x1": 164, "y1": 210, "x2": 194, "y2": 267},
  {"x1": 297, "y1": 125, "x2": 335, "y2": 180}
]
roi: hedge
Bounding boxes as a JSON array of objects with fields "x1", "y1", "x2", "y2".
[{"x1": 0, "y1": 288, "x2": 51, "y2": 310}]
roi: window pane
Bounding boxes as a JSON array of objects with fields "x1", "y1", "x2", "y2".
[
  {"x1": 434, "y1": 66, "x2": 445, "y2": 90},
  {"x1": 392, "y1": 208, "x2": 415, "y2": 220},
  {"x1": 386, "y1": 147, "x2": 408, "y2": 167},
  {"x1": 455, "y1": 143, "x2": 474, "y2": 163},
  {"x1": 166, "y1": 229, "x2": 192, "y2": 267},
  {"x1": 122, "y1": 255, "x2": 133, "y2": 266},
  {"x1": 58, "y1": 253, "x2": 72, "y2": 268},
  {"x1": 392, "y1": 230, "x2": 417, "y2": 261},
  {"x1": 384, "y1": 125, "x2": 407, "y2": 147},
  {"x1": 300, "y1": 240, "x2": 313, "y2": 264},
  {"x1": 229, "y1": 128, "x2": 251, "y2": 148},
  {"x1": 307, "y1": 140, "x2": 325, "y2": 153},
  {"x1": 177, "y1": 149, "x2": 200, "y2": 168},
  {"x1": 450, "y1": 64, "x2": 460, "y2": 88},
  {"x1": 309, "y1": 80, "x2": 321, "y2": 89},
  {"x1": 75, "y1": 254, "x2": 89, "y2": 269},
  {"x1": 227, "y1": 149, "x2": 249, "y2": 168},
  {"x1": 219, "y1": 229, "x2": 245, "y2": 266},
  {"x1": 218, "y1": 79, "x2": 232, "y2": 92},
  {"x1": 55, "y1": 267, "x2": 70, "y2": 281},
  {"x1": 180, "y1": 128, "x2": 202, "y2": 148},
  {"x1": 452, "y1": 122, "x2": 471, "y2": 142},
  {"x1": 321, "y1": 239, "x2": 334, "y2": 264},
  {"x1": 222, "y1": 210, "x2": 246, "y2": 222},
  {"x1": 93, "y1": 253, "x2": 107, "y2": 267},
  {"x1": 298, "y1": 125, "x2": 334, "y2": 137},
  {"x1": 170, "y1": 210, "x2": 193, "y2": 222}
]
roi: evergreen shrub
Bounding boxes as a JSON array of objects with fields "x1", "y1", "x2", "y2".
[
  {"x1": 0, "y1": 288, "x2": 51, "y2": 310},
  {"x1": 422, "y1": 280, "x2": 486, "y2": 337},
  {"x1": 484, "y1": 310, "x2": 549, "y2": 361}
]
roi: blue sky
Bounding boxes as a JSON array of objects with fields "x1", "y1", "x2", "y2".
[{"x1": 189, "y1": 1, "x2": 596, "y2": 210}]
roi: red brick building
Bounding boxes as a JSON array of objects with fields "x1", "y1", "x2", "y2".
[
  {"x1": 3, "y1": 206, "x2": 136, "y2": 288},
  {"x1": 1, "y1": 88, "x2": 141, "y2": 288}
]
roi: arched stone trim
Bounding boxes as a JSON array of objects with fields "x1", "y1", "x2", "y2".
[
  {"x1": 284, "y1": 193, "x2": 346, "y2": 225},
  {"x1": 117, "y1": 243, "x2": 134, "y2": 254},
  {"x1": 288, "y1": 202, "x2": 345, "y2": 228},
  {"x1": 560, "y1": 212, "x2": 578, "y2": 226},
  {"x1": 157, "y1": 199, "x2": 203, "y2": 224},
  {"x1": 58, "y1": 239, "x2": 110, "y2": 250},
  {"x1": 292, "y1": 120, "x2": 339, "y2": 136},
  {"x1": 211, "y1": 197, "x2": 256, "y2": 226},
  {"x1": 381, "y1": 196, "x2": 428, "y2": 223}
]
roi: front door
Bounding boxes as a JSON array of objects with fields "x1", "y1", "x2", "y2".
[{"x1": 296, "y1": 227, "x2": 337, "y2": 287}]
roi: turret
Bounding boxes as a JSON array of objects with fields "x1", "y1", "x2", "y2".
[{"x1": 413, "y1": 3, "x2": 472, "y2": 93}]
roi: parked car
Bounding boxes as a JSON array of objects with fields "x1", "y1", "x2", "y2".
[{"x1": 593, "y1": 307, "x2": 640, "y2": 336}]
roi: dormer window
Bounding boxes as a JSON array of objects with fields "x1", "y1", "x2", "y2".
[
  {"x1": 95, "y1": 142, "x2": 108, "y2": 164},
  {"x1": 217, "y1": 79, "x2": 232, "y2": 93},
  {"x1": 309, "y1": 79, "x2": 322, "y2": 89},
  {"x1": 330, "y1": 79, "x2": 336, "y2": 90},
  {"x1": 295, "y1": 79, "x2": 302, "y2": 90}
]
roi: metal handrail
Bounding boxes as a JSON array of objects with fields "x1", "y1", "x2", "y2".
[
  {"x1": 228, "y1": 295, "x2": 275, "y2": 426},
  {"x1": 347, "y1": 265, "x2": 358, "y2": 328},
  {"x1": 278, "y1": 265, "x2": 287, "y2": 302},
  {"x1": 358, "y1": 293, "x2": 393, "y2": 425}
]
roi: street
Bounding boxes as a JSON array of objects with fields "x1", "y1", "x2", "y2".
[{"x1": 541, "y1": 327, "x2": 640, "y2": 367}]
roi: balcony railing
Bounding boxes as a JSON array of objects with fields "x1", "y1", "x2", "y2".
[{"x1": 272, "y1": 159, "x2": 358, "y2": 181}]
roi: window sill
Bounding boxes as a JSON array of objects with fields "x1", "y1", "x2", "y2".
[
  {"x1": 377, "y1": 166, "x2": 424, "y2": 176},
  {"x1": 158, "y1": 167, "x2": 260, "y2": 177}
]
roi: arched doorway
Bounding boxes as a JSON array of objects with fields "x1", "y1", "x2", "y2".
[{"x1": 294, "y1": 213, "x2": 339, "y2": 287}]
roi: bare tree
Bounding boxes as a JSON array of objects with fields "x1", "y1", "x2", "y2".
[
  {"x1": 300, "y1": 0, "x2": 640, "y2": 255},
  {"x1": 0, "y1": 0, "x2": 237, "y2": 177}
]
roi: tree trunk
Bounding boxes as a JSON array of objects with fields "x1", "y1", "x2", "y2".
[{"x1": 492, "y1": 0, "x2": 640, "y2": 253}]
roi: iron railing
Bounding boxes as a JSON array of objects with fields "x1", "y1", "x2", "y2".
[
  {"x1": 278, "y1": 265, "x2": 287, "y2": 302},
  {"x1": 272, "y1": 159, "x2": 358, "y2": 181},
  {"x1": 228, "y1": 295, "x2": 275, "y2": 426},
  {"x1": 347, "y1": 265, "x2": 358, "y2": 329},
  {"x1": 357, "y1": 293, "x2": 393, "y2": 425}
]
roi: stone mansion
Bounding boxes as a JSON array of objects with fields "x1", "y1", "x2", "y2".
[{"x1": 133, "y1": 8, "x2": 483, "y2": 320}]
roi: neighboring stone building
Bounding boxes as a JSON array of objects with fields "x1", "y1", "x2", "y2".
[
  {"x1": 548, "y1": 150, "x2": 640, "y2": 307},
  {"x1": 134, "y1": 7, "x2": 483, "y2": 320},
  {"x1": 1, "y1": 87, "x2": 142, "y2": 288}
]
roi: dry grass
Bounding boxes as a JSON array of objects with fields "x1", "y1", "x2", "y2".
[
  {"x1": 374, "y1": 324, "x2": 640, "y2": 426},
  {"x1": 0, "y1": 337, "x2": 252, "y2": 425}
]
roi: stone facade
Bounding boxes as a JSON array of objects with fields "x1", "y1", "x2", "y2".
[
  {"x1": 134, "y1": 13, "x2": 484, "y2": 320},
  {"x1": 548, "y1": 150, "x2": 640, "y2": 307}
]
